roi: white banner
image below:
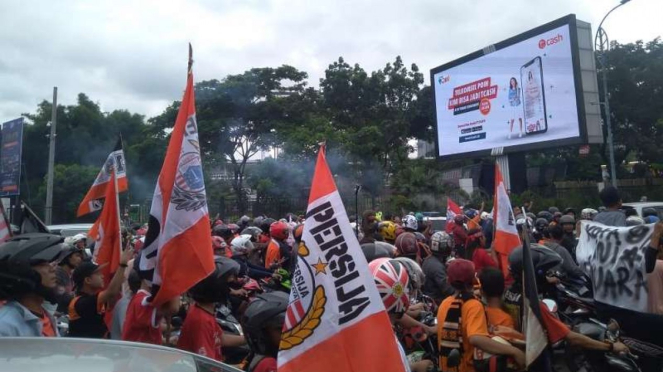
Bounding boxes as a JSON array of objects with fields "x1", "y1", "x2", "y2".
[{"x1": 576, "y1": 221, "x2": 653, "y2": 312}]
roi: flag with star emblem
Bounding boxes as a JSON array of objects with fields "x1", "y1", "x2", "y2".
[{"x1": 277, "y1": 145, "x2": 407, "y2": 372}]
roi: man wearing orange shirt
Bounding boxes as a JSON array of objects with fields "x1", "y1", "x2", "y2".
[{"x1": 437, "y1": 259, "x2": 525, "y2": 372}]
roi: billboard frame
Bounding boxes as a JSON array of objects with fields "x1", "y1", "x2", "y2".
[{"x1": 430, "y1": 14, "x2": 588, "y2": 161}]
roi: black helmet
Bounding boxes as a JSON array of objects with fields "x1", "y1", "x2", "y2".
[
  {"x1": 260, "y1": 218, "x2": 276, "y2": 234},
  {"x1": 58, "y1": 245, "x2": 83, "y2": 267},
  {"x1": 361, "y1": 242, "x2": 394, "y2": 262},
  {"x1": 212, "y1": 224, "x2": 233, "y2": 239},
  {"x1": 548, "y1": 207, "x2": 560, "y2": 214},
  {"x1": 241, "y1": 226, "x2": 263, "y2": 242},
  {"x1": 188, "y1": 256, "x2": 239, "y2": 303},
  {"x1": 526, "y1": 212, "x2": 537, "y2": 220},
  {"x1": 559, "y1": 215, "x2": 575, "y2": 225},
  {"x1": 0, "y1": 233, "x2": 64, "y2": 301},
  {"x1": 535, "y1": 218, "x2": 549, "y2": 231},
  {"x1": 643, "y1": 208, "x2": 658, "y2": 218},
  {"x1": 508, "y1": 244, "x2": 562, "y2": 280},
  {"x1": 537, "y1": 211, "x2": 553, "y2": 222},
  {"x1": 564, "y1": 208, "x2": 576, "y2": 216},
  {"x1": 241, "y1": 291, "x2": 289, "y2": 356}
]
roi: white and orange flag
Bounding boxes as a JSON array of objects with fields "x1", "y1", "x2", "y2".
[
  {"x1": 77, "y1": 138, "x2": 127, "y2": 217},
  {"x1": 89, "y1": 169, "x2": 121, "y2": 287},
  {"x1": 493, "y1": 162, "x2": 521, "y2": 281},
  {"x1": 278, "y1": 145, "x2": 407, "y2": 372},
  {"x1": 445, "y1": 197, "x2": 462, "y2": 233},
  {"x1": 138, "y1": 45, "x2": 215, "y2": 307}
]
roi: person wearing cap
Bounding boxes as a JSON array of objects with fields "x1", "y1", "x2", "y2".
[
  {"x1": 436, "y1": 259, "x2": 525, "y2": 372},
  {"x1": 54, "y1": 245, "x2": 84, "y2": 313},
  {"x1": 67, "y1": 246, "x2": 134, "y2": 338}
]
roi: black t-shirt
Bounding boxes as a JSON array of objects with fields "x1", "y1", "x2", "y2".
[{"x1": 68, "y1": 293, "x2": 108, "y2": 338}]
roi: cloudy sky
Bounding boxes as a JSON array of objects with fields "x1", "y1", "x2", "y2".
[{"x1": 0, "y1": 0, "x2": 660, "y2": 124}]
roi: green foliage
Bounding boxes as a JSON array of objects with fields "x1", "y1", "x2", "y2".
[{"x1": 34, "y1": 164, "x2": 100, "y2": 223}]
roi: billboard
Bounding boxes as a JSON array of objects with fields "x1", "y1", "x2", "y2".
[
  {"x1": 431, "y1": 15, "x2": 590, "y2": 160},
  {"x1": 0, "y1": 118, "x2": 25, "y2": 196}
]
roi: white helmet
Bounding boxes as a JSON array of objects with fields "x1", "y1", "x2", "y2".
[
  {"x1": 580, "y1": 208, "x2": 598, "y2": 221},
  {"x1": 430, "y1": 231, "x2": 453, "y2": 254},
  {"x1": 71, "y1": 233, "x2": 87, "y2": 244},
  {"x1": 402, "y1": 215, "x2": 418, "y2": 231},
  {"x1": 230, "y1": 234, "x2": 254, "y2": 256}
]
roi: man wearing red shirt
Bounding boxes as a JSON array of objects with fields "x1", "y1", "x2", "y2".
[{"x1": 177, "y1": 257, "x2": 246, "y2": 362}]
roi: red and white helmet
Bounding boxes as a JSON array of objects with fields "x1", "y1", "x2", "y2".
[{"x1": 369, "y1": 258, "x2": 410, "y2": 315}]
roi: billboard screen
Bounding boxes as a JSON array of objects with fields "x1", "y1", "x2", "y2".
[
  {"x1": 431, "y1": 15, "x2": 586, "y2": 159},
  {"x1": 0, "y1": 118, "x2": 24, "y2": 196}
]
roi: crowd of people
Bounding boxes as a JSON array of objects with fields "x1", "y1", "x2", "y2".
[{"x1": 0, "y1": 185, "x2": 662, "y2": 372}]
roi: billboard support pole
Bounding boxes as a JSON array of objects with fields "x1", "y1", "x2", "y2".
[
  {"x1": 45, "y1": 87, "x2": 57, "y2": 225},
  {"x1": 491, "y1": 148, "x2": 511, "y2": 192}
]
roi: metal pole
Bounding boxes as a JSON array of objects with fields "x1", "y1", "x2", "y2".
[
  {"x1": 599, "y1": 37, "x2": 618, "y2": 187},
  {"x1": 594, "y1": 0, "x2": 631, "y2": 187},
  {"x1": 355, "y1": 185, "x2": 361, "y2": 237},
  {"x1": 45, "y1": 87, "x2": 57, "y2": 225}
]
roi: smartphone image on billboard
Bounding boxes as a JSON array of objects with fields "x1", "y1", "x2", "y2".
[{"x1": 520, "y1": 56, "x2": 548, "y2": 134}]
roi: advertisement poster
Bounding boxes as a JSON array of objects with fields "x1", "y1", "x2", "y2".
[
  {"x1": 432, "y1": 22, "x2": 581, "y2": 158},
  {"x1": 0, "y1": 118, "x2": 24, "y2": 196}
]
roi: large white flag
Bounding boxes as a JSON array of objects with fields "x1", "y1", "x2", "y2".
[{"x1": 277, "y1": 146, "x2": 407, "y2": 372}]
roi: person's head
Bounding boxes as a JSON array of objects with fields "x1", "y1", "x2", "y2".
[
  {"x1": 211, "y1": 235, "x2": 227, "y2": 256},
  {"x1": 378, "y1": 221, "x2": 397, "y2": 243},
  {"x1": 535, "y1": 218, "x2": 549, "y2": 237},
  {"x1": 269, "y1": 221, "x2": 290, "y2": 242},
  {"x1": 393, "y1": 257, "x2": 424, "y2": 299},
  {"x1": 0, "y1": 234, "x2": 64, "y2": 302},
  {"x1": 188, "y1": 256, "x2": 240, "y2": 304},
  {"x1": 230, "y1": 235, "x2": 254, "y2": 257},
  {"x1": 558, "y1": 215, "x2": 575, "y2": 234},
  {"x1": 599, "y1": 186, "x2": 622, "y2": 209},
  {"x1": 392, "y1": 215, "x2": 402, "y2": 225},
  {"x1": 580, "y1": 208, "x2": 598, "y2": 221},
  {"x1": 447, "y1": 259, "x2": 476, "y2": 293},
  {"x1": 402, "y1": 215, "x2": 418, "y2": 231},
  {"x1": 362, "y1": 210, "x2": 376, "y2": 225},
  {"x1": 212, "y1": 223, "x2": 234, "y2": 241},
  {"x1": 547, "y1": 224, "x2": 564, "y2": 242},
  {"x1": 430, "y1": 231, "x2": 453, "y2": 258},
  {"x1": 643, "y1": 208, "x2": 658, "y2": 218},
  {"x1": 464, "y1": 231, "x2": 484, "y2": 260},
  {"x1": 624, "y1": 208, "x2": 638, "y2": 218},
  {"x1": 564, "y1": 208, "x2": 576, "y2": 218},
  {"x1": 73, "y1": 261, "x2": 106, "y2": 293},
  {"x1": 71, "y1": 234, "x2": 87, "y2": 250},
  {"x1": 58, "y1": 246, "x2": 84, "y2": 269},
  {"x1": 394, "y1": 232, "x2": 418, "y2": 259},
  {"x1": 478, "y1": 267, "x2": 505, "y2": 300},
  {"x1": 241, "y1": 291, "x2": 290, "y2": 358},
  {"x1": 508, "y1": 245, "x2": 562, "y2": 286},
  {"x1": 553, "y1": 212, "x2": 563, "y2": 223},
  {"x1": 510, "y1": 77, "x2": 518, "y2": 89},
  {"x1": 369, "y1": 258, "x2": 410, "y2": 323},
  {"x1": 512, "y1": 206, "x2": 522, "y2": 218},
  {"x1": 127, "y1": 269, "x2": 142, "y2": 295}
]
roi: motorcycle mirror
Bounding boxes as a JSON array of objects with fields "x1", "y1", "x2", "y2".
[
  {"x1": 447, "y1": 349, "x2": 461, "y2": 368},
  {"x1": 607, "y1": 319, "x2": 620, "y2": 332}
]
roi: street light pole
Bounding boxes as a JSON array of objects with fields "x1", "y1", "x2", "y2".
[
  {"x1": 45, "y1": 87, "x2": 57, "y2": 225},
  {"x1": 594, "y1": 0, "x2": 631, "y2": 187}
]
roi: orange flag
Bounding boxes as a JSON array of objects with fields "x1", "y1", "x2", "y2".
[
  {"x1": 78, "y1": 138, "x2": 128, "y2": 217},
  {"x1": 89, "y1": 169, "x2": 121, "y2": 287},
  {"x1": 277, "y1": 145, "x2": 407, "y2": 372},
  {"x1": 446, "y1": 197, "x2": 462, "y2": 233},
  {"x1": 493, "y1": 162, "x2": 521, "y2": 282},
  {"x1": 138, "y1": 45, "x2": 215, "y2": 307}
]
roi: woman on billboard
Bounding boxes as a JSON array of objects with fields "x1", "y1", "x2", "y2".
[{"x1": 507, "y1": 77, "x2": 522, "y2": 139}]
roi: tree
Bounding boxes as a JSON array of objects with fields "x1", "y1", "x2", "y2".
[
  {"x1": 192, "y1": 66, "x2": 309, "y2": 213},
  {"x1": 603, "y1": 38, "x2": 663, "y2": 165}
]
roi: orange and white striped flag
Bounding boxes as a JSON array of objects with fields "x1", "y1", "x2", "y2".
[
  {"x1": 89, "y1": 169, "x2": 122, "y2": 286},
  {"x1": 493, "y1": 162, "x2": 521, "y2": 282},
  {"x1": 138, "y1": 45, "x2": 215, "y2": 307},
  {"x1": 277, "y1": 145, "x2": 407, "y2": 372}
]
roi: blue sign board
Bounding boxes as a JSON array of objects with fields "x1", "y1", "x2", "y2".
[{"x1": 0, "y1": 118, "x2": 24, "y2": 196}]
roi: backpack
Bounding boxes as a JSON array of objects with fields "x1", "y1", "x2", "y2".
[{"x1": 439, "y1": 293, "x2": 512, "y2": 372}]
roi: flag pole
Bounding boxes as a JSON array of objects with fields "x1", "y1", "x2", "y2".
[{"x1": 188, "y1": 43, "x2": 193, "y2": 75}]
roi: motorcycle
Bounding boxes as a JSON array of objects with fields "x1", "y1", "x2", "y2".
[{"x1": 565, "y1": 319, "x2": 642, "y2": 372}]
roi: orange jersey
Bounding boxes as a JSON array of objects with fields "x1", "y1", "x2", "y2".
[{"x1": 265, "y1": 239, "x2": 281, "y2": 269}]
